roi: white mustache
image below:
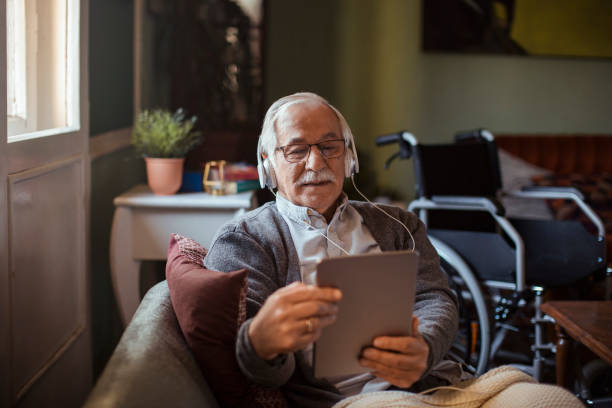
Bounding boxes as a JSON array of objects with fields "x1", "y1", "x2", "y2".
[{"x1": 298, "y1": 169, "x2": 337, "y2": 185}]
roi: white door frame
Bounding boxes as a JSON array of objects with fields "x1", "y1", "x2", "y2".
[{"x1": 1, "y1": 2, "x2": 11, "y2": 405}]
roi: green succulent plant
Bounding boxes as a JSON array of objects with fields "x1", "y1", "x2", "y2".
[{"x1": 132, "y1": 109, "x2": 203, "y2": 158}]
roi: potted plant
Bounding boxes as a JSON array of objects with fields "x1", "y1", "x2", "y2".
[{"x1": 132, "y1": 108, "x2": 202, "y2": 195}]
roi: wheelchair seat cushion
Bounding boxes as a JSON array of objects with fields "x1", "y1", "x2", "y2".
[
  {"x1": 510, "y1": 218, "x2": 605, "y2": 287},
  {"x1": 430, "y1": 219, "x2": 604, "y2": 288},
  {"x1": 429, "y1": 229, "x2": 516, "y2": 284}
]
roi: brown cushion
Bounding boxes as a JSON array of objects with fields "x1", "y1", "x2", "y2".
[
  {"x1": 495, "y1": 135, "x2": 612, "y2": 175},
  {"x1": 166, "y1": 233, "x2": 286, "y2": 407}
]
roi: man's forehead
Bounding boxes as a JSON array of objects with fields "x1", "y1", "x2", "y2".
[{"x1": 275, "y1": 102, "x2": 341, "y2": 144}]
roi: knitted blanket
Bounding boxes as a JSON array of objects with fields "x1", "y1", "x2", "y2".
[{"x1": 332, "y1": 366, "x2": 583, "y2": 408}]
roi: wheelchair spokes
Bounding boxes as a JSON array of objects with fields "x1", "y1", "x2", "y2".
[{"x1": 442, "y1": 258, "x2": 491, "y2": 375}]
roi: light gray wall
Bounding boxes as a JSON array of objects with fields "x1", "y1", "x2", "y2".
[
  {"x1": 420, "y1": 55, "x2": 612, "y2": 140},
  {"x1": 245, "y1": 0, "x2": 612, "y2": 199},
  {"x1": 329, "y1": 0, "x2": 612, "y2": 200}
]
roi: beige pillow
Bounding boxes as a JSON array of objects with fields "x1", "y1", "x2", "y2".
[{"x1": 498, "y1": 149, "x2": 553, "y2": 220}]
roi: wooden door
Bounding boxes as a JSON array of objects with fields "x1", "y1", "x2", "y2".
[{"x1": 1, "y1": 0, "x2": 91, "y2": 406}]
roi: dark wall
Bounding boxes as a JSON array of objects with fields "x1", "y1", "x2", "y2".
[
  {"x1": 89, "y1": 0, "x2": 145, "y2": 379},
  {"x1": 90, "y1": 151, "x2": 145, "y2": 378},
  {"x1": 89, "y1": 0, "x2": 134, "y2": 135},
  {"x1": 264, "y1": 0, "x2": 339, "y2": 105}
]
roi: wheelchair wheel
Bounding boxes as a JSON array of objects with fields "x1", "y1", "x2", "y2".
[{"x1": 429, "y1": 235, "x2": 491, "y2": 375}]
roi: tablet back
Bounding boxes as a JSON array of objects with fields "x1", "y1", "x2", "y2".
[{"x1": 313, "y1": 250, "x2": 418, "y2": 378}]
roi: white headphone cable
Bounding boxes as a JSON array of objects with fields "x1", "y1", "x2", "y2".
[
  {"x1": 301, "y1": 220, "x2": 351, "y2": 256},
  {"x1": 350, "y1": 175, "x2": 416, "y2": 252},
  {"x1": 273, "y1": 189, "x2": 350, "y2": 256}
]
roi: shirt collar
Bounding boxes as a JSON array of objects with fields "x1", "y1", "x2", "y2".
[{"x1": 276, "y1": 192, "x2": 349, "y2": 226}]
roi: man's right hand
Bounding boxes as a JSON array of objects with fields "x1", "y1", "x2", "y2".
[{"x1": 248, "y1": 282, "x2": 342, "y2": 361}]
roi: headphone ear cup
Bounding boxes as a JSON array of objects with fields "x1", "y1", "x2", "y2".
[
  {"x1": 257, "y1": 162, "x2": 267, "y2": 189},
  {"x1": 263, "y1": 159, "x2": 277, "y2": 189},
  {"x1": 344, "y1": 150, "x2": 356, "y2": 177},
  {"x1": 344, "y1": 152, "x2": 352, "y2": 178}
]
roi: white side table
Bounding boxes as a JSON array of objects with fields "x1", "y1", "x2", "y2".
[{"x1": 110, "y1": 184, "x2": 257, "y2": 325}]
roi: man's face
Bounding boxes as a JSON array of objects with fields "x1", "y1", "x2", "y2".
[{"x1": 272, "y1": 102, "x2": 346, "y2": 218}]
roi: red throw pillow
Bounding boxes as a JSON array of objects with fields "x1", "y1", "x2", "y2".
[{"x1": 166, "y1": 233, "x2": 286, "y2": 407}]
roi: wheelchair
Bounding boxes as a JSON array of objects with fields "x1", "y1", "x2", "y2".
[{"x1": 376, "y1": 129, "x2": 607, "y2": 380}]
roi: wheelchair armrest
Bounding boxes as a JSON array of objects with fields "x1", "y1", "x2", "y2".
[
  {"x1": 428, "y1": 196, "x2": 505, "y2": 216},
  {"x1": 506, "y1": 188, "x2": 605, "y2": 237},
  {"x1": 518, "y1": 185, "x2": 585, "y2": 200}
]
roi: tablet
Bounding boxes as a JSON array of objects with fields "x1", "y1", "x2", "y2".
[{"x1": 313, "y1": 250, "x2": 418, "y2": 378}]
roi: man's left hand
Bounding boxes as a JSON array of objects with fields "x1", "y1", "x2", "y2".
[{"x1": 359, "y1": 316, "x2": 429, "y2": 389}]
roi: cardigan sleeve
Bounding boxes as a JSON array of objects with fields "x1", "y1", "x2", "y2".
[{"x1": 402, "y1": 211, "x2": 459, "y2": 377}]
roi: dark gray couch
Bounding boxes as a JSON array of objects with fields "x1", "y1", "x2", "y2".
[{"x1": 84, "y1": 281, "x2": 220, "y2": 408}]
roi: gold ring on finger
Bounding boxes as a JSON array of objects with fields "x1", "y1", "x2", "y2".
[{"x1": 306, "y1": 318, "x2": 313, "y2": 333}]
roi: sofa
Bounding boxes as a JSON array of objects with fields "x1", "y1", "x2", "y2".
[
  {"x1": 83, "y1": 282, "x2": 586, "y2": 408},
  {"x1": 84, "y1": 281, "x2": 220, "y2": 408}
]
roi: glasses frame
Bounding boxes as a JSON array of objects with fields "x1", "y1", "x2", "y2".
[{"x1": 275, "y1": 138, "x2": 346, "y2": 163}]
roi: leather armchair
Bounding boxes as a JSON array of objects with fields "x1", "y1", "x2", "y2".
[{"x1": 84, "y1": 281, "x2": 219, "y2": 408}]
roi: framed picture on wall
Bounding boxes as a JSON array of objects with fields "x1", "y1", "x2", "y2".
[{"x1": 422, "y1": 0, "x2": 612, "y2": 59}]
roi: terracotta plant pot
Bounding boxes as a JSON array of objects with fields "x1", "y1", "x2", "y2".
[{"x1": 145, "y1": 157, "x2": 185, "y2": 195}]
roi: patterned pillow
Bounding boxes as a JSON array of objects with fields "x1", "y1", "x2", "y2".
[
  {"x1": 498, "y1": 149, "x2": 553, "y2": 220},
  {"x1": 166, "y1": 233, "x2": 287, "y2": 408}
]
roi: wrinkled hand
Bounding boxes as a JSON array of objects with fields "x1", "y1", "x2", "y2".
[
  {"x1": 248, "y1": 282, "x2": 342, "y2": 360},
  {"x1": 359, "y1": 316, "x2": 429, "y2": 389}
]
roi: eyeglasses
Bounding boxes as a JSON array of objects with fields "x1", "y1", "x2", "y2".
[{"x1": 275, "y1": 139, "x2": 346, "y2": 163}]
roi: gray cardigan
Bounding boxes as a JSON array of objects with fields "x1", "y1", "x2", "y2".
[{"x1": 204, "y1": 201, "x2": 459, "y2": 408}]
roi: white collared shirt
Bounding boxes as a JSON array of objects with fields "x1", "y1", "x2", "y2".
[
  {"x1": 276, "y1": 192, "x2": 381, "y2": 283},
  {"x1": 276, "y1": 193, "x2": 390, "y2": 396}
]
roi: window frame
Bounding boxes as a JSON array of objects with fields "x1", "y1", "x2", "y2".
[{"x1": 7, "y1": 0, "x2": 80, "y2": 143}]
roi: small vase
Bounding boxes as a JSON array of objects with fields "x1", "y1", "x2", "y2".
[{"x1": 145, "y1": 157, "x2": 185, "y2": 195}]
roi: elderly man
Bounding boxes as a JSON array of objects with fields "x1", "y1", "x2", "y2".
[{"x1": 204, "y1": 92, "x2": 460, "y2": 407}]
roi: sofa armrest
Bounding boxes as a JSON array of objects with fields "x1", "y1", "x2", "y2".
[{"x1": 84, "y1": 281, "x2": 219, "y2": 408}]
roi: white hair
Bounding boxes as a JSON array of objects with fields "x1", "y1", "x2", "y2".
[{"x1": 258, "y1": 92, "x2": 355, "y2": 167}]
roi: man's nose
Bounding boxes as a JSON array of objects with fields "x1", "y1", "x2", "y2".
[{"x1": 305, "y1": 145, "x2": 327, "y2": 171}]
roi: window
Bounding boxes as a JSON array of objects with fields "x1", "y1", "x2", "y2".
[
  {"x1": 6, "y1": 0, "x2": 26, "y2": 121},
  {"x1": 6, "y1": 0, "x2": 80, "y2": 142}
]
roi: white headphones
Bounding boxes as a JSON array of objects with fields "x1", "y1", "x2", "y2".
[
  {"x1": 257, "y1": 138, "x2": 279, "y2": 189},
  {"x1": 257, "y1": 102, "x2": 359, "y2": 190}
]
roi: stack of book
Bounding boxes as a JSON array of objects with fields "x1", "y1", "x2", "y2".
[{"x1": 221, "y1": 163, "x2": 260, "y2": 194}]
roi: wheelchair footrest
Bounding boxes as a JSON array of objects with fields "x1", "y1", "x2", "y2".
[
  {"x1": 531, "y1": 315, "x2": 556, "y2": 325},
  {"x1": 531, "y1": 343, "x2": 556, "y2": 352}
]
